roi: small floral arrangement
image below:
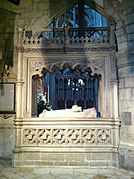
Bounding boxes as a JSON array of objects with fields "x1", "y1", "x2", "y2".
[
  {"x1": 37, "y1": 94, "x2": 52, "y2": 116},
  {"x1": 44, "y1": 101, "x2": 52, "y2": 111}
]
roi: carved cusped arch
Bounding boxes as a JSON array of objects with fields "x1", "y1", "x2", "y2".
[
  {"x1": 32, "y1": 61, "x2": 102, "y2": 117},
  {"x1": 49, "y1": 61, "x2": 103, "y2": 75}
]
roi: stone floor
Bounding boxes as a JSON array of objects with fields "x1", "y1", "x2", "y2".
[{"x1": 0, "y1": 159, "x2": 134, "y2": 179}]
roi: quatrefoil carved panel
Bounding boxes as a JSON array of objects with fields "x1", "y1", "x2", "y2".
[
  {"x1": 38, "y1": 129, "x2": 52, "y2": 144},
  {"x1": 66, "y1": 129, "x2": 81, "y2": 144},
  {"x1": 82, "y1": 129, "x2": 96, "y2": 144},
  {"x1": 23, "y1": 128, "x2": 112, "y2": 146},
  {"x1": 52, "y1": 129, "x2": 66, "y2": 144},
  {"x1": 23, "y1": 129, "x2": 37, "y2": 145},
  {"x1": 97, "y1": 129, "x2": 111, "y2": 144}
]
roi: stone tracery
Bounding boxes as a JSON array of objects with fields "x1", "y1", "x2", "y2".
[{"x1": 23, "y1": 128, "x2": 111, "y2": 145}]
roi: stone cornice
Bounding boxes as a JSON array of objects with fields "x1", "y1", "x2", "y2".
[{"x1": 16, "y1": 46, "x2": 117, "y2": 54}]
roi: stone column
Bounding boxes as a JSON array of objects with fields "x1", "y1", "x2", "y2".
[
  {"x1": 16, "y1": 27, "x2": 24, "y2": 119},
  {"x1": 63, "y1": 23, "x2": 69, "y2": 52},
  {"x1": 111, "y1": 80, "x2": 119, "y2": 119},
  {"x1": 13, "y1": 27, "x2": 24, "y2": 166},
  {"x1": 110, "y1": 21, "x2": 115, "y2": 44}
]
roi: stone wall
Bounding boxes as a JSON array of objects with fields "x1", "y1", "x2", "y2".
[
  {"x1": 116, "y1": 0, "x2": 134, "y2": 171},
  {"x1": 104, "y1": 0, "x2": 134, "y2": 171},
  {"x1": 0, "y1": 116, "x2": 15, "y2": 158},
  {"x1": 0, "y1": 8, "x2": 16, "y2": 72}
]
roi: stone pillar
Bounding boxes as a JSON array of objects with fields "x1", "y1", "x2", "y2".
[
  {"x1": 111, "y1": 80, "x2": 119, "y2": 119},
  {"x1": 13, "y1": 27, "x2": 24, "y2": 165},
  {"x1": 110, "y1": 21, "x2": 115, "y2": 44},
  {"x1": 63, "y1": 23, "x2": 69, "y2": 52},
  {"x1": 16, "y1": 27, "x2": 24, "y2": 119}
]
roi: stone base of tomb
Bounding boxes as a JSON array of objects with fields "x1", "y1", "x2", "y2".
[
  {"x1": 13, "y1": 151, "x2": 118, "y2": 167},
  {"x1": 13, "y1": 117, "x2": 120, "y2": 167}
]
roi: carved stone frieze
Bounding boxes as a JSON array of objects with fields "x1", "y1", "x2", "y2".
[
  {"x1": 23, "y1": 128, "x2": 111, "y2": 146},
  {"x1": 16, "y1": 46, "x2": 25, "y2": 53},
  {"x1": 17, "y1": 45, "x2": 116, "y2": 54}
]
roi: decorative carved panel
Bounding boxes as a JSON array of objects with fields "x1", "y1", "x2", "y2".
[
  {"x1": 23, "y1": 129, "x2": 37, "y2": 145},
  {"x1": 23, "y1": 128, "x2": 111, "y2": 146}
]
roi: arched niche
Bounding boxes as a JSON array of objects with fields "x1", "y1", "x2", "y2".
[{"x1": 31, "y1": 63, "x2": 102, "y2": 117}]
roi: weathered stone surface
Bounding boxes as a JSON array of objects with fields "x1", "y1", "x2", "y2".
[
  {"x1": 121, "y1": 112, "x2": 132, "y2": 125},
  {"x1": 0, "y1": 117, "x2": 15, "y2": 158},
  {"x1": 119, "y1": 88, "x2": 133, "y2": 100},
  {"x1": 125, "y1": 77, "x2": 134, "y2": 88},
  {"x1": 119, "y1": 148, "x2": 134, "y2": 172},
  {"x1": 119, "y1": 78, "x2": 125, "y2": 89}
]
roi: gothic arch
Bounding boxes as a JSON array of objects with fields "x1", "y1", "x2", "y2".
[
  {"x1": 29, "y1": 0, "x2": 113, "y2": 37},
  {"x1": 31, "y1": 61, "x2": 102, "y2": 117},
  {"x1": 29, "y1": 2, "x2": 76, "y2": 37}
]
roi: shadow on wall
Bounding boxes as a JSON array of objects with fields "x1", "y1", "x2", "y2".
[{"x1": 0, "y1": 9, "x2": 16, "y2": 69}]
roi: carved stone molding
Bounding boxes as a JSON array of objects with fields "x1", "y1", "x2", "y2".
[
  {"x1": 16, "y1": 46, "x2": 25, "y2": 53},
  {"x1": 16, "y1": 46, "x2": 116, "y2": 54}
]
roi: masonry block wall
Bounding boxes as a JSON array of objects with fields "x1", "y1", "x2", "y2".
[
  {"x1": 0, "y1": 117, "x2": 15, "y2": 158},
  {"x1": 116, "y1": 0, "x2": 134, "y2": 171}
]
